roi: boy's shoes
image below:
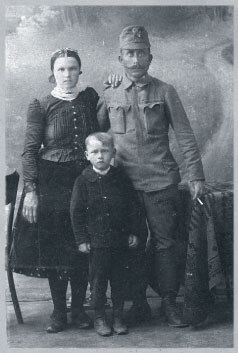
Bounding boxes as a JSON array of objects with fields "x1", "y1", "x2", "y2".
[
  {"x1": 46, "y1": 311, "x2": 67, "y2": 333},
  {"x1": 161, "y1": 298, "x2": 189, "y2": 328},
  {"x1": 94, "y1": 317, "x2": 112, "y2": 336},
  {"x1": 125, "y1": 301, "x2": 152, "y2": 326},
  {"x1": 71, "y1": 310, "x2": 92, "y2": 329}
]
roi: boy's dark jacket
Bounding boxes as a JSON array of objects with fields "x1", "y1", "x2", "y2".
[{"x1": 70, "y1": 165, "x2": 141, "y2": 248}]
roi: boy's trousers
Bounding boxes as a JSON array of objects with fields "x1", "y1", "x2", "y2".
[{"x1": 90, "y1": 248, "x2": 125, "y2": 313}]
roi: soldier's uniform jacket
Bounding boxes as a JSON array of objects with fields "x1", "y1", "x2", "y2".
[{"x1": 97, "y1": 74, "x2": 205, "y2": 192}]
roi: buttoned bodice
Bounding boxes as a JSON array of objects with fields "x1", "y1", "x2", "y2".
[{"x1": 22, "y1": 87, "x2": 99, "y2": 185}]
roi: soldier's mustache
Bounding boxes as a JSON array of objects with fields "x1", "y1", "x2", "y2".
[{"x1": 129, "y1": 65, "x2": 144, "y2": 69}]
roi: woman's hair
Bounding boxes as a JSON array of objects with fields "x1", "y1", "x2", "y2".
[
  {"x1": 49, "y1": 48, "x2": 81, "y2": 83},
  {"x1": 50, "y1": 48, "x2": 81, "y2": 71}
]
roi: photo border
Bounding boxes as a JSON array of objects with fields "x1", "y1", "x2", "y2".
[{"x1": 1, "y1": 1, "x2": 237, "y2": 352}]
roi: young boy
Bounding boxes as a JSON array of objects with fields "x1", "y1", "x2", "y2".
[{"x1": 70, "y1": 132, "x2": 140, "y2": 336}]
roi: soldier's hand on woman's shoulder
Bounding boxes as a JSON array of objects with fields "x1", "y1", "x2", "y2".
[
  {"x1": 22, "y1": 190, "x2": 39, "y2": 223},
  {"x1": 104, "y1": 74, "x2": 123, "y2": 88}
]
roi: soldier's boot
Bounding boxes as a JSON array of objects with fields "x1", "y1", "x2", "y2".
[
  {"x1": 155, "y1": 249, "x2": 188, "y2": 328},
  {"x1": 161, "y1": 295, "x2": 188, "y2": 327},
  {"x1": 125, "y1": 247, "x2": 152, "y2": 326},
  {"x1": 125, "y1": 268, "x2": 151, "y2": 326},
  {"x1": 125, "y1": 299, "x2": 152, "y2": 326}
]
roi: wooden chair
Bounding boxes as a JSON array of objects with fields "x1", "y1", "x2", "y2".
[{"x1": 6, "y1": 170, "x2": 24, "y2": 324}]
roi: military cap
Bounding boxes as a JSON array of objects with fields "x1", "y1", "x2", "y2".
[{"x1": 119, "y1": 25, "x2": 150, "y2": 49}]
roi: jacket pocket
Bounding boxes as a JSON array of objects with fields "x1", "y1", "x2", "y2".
[
  {"x1": 143, "y1": 101, "x2": 165, "y2": 135},
  {"x1": 109, "y1": 104, "x2": 129, "y2": 134}
]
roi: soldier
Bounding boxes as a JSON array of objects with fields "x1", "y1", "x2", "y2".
[{"x1": 97, "y1": 25, "x2": 205, "y2": 327}]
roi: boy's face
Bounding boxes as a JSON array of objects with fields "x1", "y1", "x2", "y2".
[{"x1": 85, "y1": 139, "x2": 115, "y2": 171}]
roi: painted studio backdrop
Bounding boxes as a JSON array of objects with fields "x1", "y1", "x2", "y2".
[{"x1": 6, "y1": 6, "x2": 233, "y2": 183}]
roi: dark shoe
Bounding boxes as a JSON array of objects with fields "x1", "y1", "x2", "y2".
[
  {"x1": 94, "y1": 317, "x2": 112, "y2": 336},
  {"x1": 71, "y1": 310, "x2": 92, "y2": 329},
  {"x1": 113, "y1": 317, "x2": 128, "y2": 335},
  {"x1": 162, "y1": 298, "x2": 189, "y2": 328},
  {"x1": 125, "y1": 302, "x2": 152, "y2": 326},
  {"x1": 46, "y1": 312, "x2": 67, "y2": 333}
]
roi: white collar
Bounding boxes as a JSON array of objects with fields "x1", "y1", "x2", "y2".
[
  {"x1": 51, "y1": 85, "x2": 80, "y2": 101},
  {"x1": 93, "y1": 166, "x2": 110, "y2": 176}
]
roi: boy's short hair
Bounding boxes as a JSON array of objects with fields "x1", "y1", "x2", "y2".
[{"x1": 85, "y1": 132, "x2": 114, "y2": 149}]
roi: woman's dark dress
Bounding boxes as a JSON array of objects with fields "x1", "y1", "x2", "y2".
[{"x1": 10, "y1": 87, "x2": 99, "y2": 279}]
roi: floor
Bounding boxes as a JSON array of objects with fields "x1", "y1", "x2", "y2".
[{"x1": 5, "y1": 273, "x2": 234, "y2": 349}]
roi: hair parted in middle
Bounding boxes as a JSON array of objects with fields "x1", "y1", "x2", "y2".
[
  {"x1": 50, "y1": 48, "x2": 81, "y2": 71},
  {"x1": 48, "y1": 48, "x2": 82, "y2": 83}
]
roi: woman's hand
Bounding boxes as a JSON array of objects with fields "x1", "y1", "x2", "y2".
[
  {"x1": 105, "y1": 74, "x2": 123, "y2": 88},
  {"x1": 22, "y1": 190, "x2": 39, "y2": 223},
  {"x1": 78, "y1": 242, "x2": 91, "y2": 254}
]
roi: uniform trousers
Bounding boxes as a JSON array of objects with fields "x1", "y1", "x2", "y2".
[
  {"x1": 139, "y1": 185, "x2": 183, "y2": 298},
  {"x1": 126, "y1": 185, "x2": 183, "y2": 302}
]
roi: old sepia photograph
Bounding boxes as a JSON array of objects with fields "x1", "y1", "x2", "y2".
[{"x1": 3, "y1": 1, "x2": 234, "y2": 350}]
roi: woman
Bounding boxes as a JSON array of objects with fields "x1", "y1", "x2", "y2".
[{"x1": 10, "y1": 48, "x2": 120, "y2": 333}]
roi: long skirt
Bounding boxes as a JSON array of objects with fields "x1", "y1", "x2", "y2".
[{"x1": 10, "y1": 159, "x2": 88, "y2": 279}]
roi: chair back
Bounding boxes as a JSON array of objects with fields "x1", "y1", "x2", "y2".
[
  {"x1": 6, "y1": 170, "x2": 19, "y2": 257},
  {"x1": 5, "y1": 170, "x2": 24, "y2": 324}
]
